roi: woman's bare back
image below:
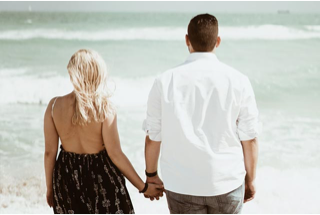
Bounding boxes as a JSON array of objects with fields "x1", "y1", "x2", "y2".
[{"x1": 52, "y1": 92, "x2": 105, "y2": 154}]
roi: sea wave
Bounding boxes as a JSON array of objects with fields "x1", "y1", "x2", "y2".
[
  {"x1": 0, "y1": 69, "x2": 154, "y2": 107},
  {"x1": 0, "y1": 25, "x2": 320, "y2": 41},
  {"x1": 0, "y1": 66, "x2": 319, "y2": 106}
]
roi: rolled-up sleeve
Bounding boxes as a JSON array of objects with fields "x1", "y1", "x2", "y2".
[
  {"x1": 142, "y1": 78, "x2": 162, "y2": 141},
  {"x1": 237, "y1": 76, "x2": 259, "y2": 141}
]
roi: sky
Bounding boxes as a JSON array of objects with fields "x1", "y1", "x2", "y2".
[{"x1": 0, "y1": 1, "x2": 319, "y2": 13}]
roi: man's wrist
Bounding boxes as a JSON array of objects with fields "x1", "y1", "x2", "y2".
[
  {"x1": 245, "y1": 175, "x2": 255, "y2": 183},
  {"x1": 145, "y1": 170, "x2": 157, "y2": 177}
]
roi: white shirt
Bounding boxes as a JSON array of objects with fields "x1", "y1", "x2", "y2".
[{"x1": 143, "y1": 52, "x2": 259, "y2": 196}]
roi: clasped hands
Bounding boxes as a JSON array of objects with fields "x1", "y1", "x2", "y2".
[{"x1": 143, "y1": 175, "x2": 165, "y2": 201}]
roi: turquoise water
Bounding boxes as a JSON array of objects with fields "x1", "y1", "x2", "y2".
[{"x1": 0, "y1": 12, "x2": 320, "y2": 213}]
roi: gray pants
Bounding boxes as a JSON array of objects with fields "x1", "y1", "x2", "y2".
[{"x1": 165, "y1": 184, "x2": 244, "y2": 214}]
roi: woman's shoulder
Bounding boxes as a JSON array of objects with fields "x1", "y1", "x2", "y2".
[
  {"x1": 102, "y1": 111, "x2": 118, "y2": 127},
  {"x1": 46, "y1": 92, "x2": 74, "y2": 113},
  {"x1": 45, "y1": 97, "x2": 58, "y2": 113},
  {"x1": 48, "y1": 92, "x2": 74, "y2": 105}
]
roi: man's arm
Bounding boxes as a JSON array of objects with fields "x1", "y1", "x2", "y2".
[
  {"x1": 238, "y1": 76, "x2": 259, "y2": 203},
  {"x1": 241, "y1": 138, "x2": 258, "y2": 203},
  {"x1": 145, "y1": 135, "x2": 161, "y2": 174},
  {"x1": 143, "y1": 79, "x2": 164, "y2": 201},
  {"x1": 144, "y1": 135, "x2": 163, "y2": 201}
]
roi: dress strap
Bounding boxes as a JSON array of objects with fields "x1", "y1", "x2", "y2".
[{"x1": 51, "y1": 97, "x2": 58, "y2": 118}]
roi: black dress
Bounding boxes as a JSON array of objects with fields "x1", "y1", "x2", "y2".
[{"x1": 52, "y1": 145, "x2": 134, "y2": 214}]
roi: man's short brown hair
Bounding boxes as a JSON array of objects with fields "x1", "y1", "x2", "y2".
[{"x1": 187, "y1": 14, "x2": 219, "y2": 52}]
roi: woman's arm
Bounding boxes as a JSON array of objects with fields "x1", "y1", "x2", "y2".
[
  {"x1": 43, "y1": 98, "x2": 59, "y2": 207},
  {"x1": 102, "y1": 113, "x2": 163, "y2": 198}
]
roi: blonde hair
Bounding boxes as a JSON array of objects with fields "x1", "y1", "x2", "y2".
[{"x1": 67, "y1": 49, "x2": 114, "y2": 126}]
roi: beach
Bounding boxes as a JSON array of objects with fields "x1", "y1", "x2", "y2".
[{"x1": 0, "y1": 12, "x2": 320, "y2": 213}]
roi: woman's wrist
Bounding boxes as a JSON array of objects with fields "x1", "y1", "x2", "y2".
[
  {"x1": 137, "y1": 180, "x2": 145, "y2": 192},
  {"x1": 139, "y1": 183, "x2": 149, "y2": 193},
  {"x1": 46, "y1": 182, "x2": 53, "y2": 191}
]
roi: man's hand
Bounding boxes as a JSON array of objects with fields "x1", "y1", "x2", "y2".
[
  {"x1": 241, "y1": 138, "x2": 258, "y2": 203},
  {"x1": 244, "y1": 180, "x2": 256, "y2": 203},
  {"x1": 144, "y1": 183, "x2": 164, "y2": 200},
  {"x1": 147, "y1": 175, "x2": 163, "y2": 187},
  {"x1": 144, "y1": 135, "x2": 162, "y2": 201},
  {"x1": 144, "y1": 175, "x2": 164, "y2": 201}
]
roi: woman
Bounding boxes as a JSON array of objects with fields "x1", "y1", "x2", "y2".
[{"x1": 44, "y1": 49, "x2": 163, "y2": 214}]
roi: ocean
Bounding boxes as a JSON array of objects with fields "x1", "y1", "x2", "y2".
[{"x1": 0, "y1": 12, "x2": 320, "y2": 213}]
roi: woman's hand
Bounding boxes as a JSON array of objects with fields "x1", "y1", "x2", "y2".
[
  {"x1": 46, "y1": 189, "x2": 54, "y2": 208},
  {"x1": 144, "y1": 183, "x2": 164, "y2": 201}
]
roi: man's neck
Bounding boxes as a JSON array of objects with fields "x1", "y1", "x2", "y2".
[
  {"x1": 189, "y1": 49, "x2": 215, "y2": 54},
  {"x1": 190, "y1": 51, "x2": 215, "y2": 54}
]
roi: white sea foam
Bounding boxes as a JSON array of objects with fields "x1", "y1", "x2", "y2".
[
  {"x1": 0, "y1": 68, "x2": 28, "y2": 77},
  {"x1": 220, "y1": 25, "x2": 320, "y2": 40},
  {"x1": 0, "y1": 68, "x2": 154, "y2": 107},
  {"x1": 305, "y1": 25, "x2": 320, "y2": 31},
  {"x1": 0, "y1": 25, "x2": 320, "y2": 41},
  {"x1": 0, "y1": 70, "x2": 73, "y2": 105}
]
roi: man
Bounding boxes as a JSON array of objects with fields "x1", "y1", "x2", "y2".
[{"x1": 143, "y1": 13, "x2": 259, "y2": 214}]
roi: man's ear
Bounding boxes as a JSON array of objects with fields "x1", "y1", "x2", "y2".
[
  {"x1": 185, "y1": 34, "x2": 190, "y2": 46},
  {"x1": 216, "y1": 36, "x2": 221, "y2": 48},
  {"x1": 186, "y1": 35, "x2": 194, "y2": 53}
]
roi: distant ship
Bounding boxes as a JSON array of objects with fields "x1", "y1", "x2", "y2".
[
  {"x1": 28, "y1": 5, "x2": 32, "y2": 12},
  {"x1": 277, "y1": 10, "x2": 290, "y2": 14}
]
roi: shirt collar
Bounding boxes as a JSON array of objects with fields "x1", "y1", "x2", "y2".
[{"x1": 185, "y1": 52, "x2": 218, "y2": 62}]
